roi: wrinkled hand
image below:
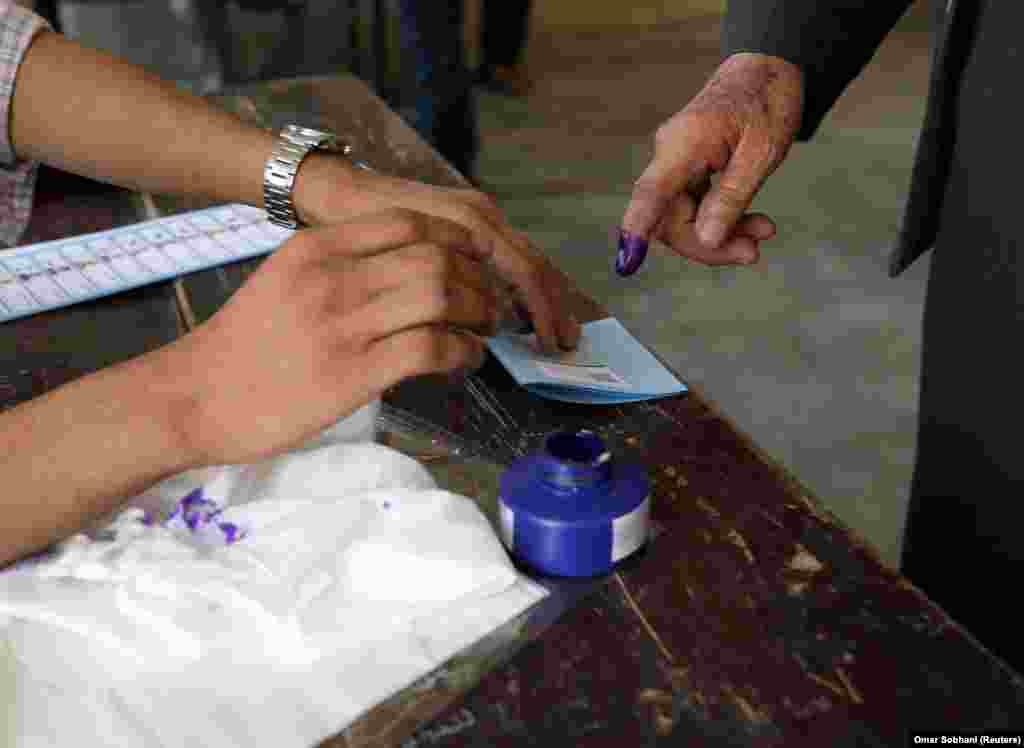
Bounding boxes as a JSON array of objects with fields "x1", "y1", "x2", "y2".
[
  {"x1": 295, "y1": 158, "x2": 580, "y2": 353},
  {"x1": 171, "y1": 210, "x2": 500, "y2": 466},
  {"x1": 619, "y1": 53, "x2": 803, "y2": 270}
]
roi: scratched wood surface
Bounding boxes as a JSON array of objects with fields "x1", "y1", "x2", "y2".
[
  {"x1": 378, "y1": 364, "x2": 1024, "y2": 748},
  {"x1": 6, "y1": 75, "x2": 1024, "y2": 747}
]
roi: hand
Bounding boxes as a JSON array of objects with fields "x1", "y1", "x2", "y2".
[
  {"x1": 619, "y1": 53, "x2": 803, "y2": 271},
  {"x1": 295, "y1": 157, "x2": 581, "y2": 353},
  {"x1": 168, "y1": 209, "x2": 500, "y2": 466}
]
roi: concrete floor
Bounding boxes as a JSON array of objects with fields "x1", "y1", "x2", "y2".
[{"x1": 54, "y1": 2, "x2": 936, "y2": 568}]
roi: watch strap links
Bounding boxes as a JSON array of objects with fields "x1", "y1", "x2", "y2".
[{"x1": 264, "y1": 125, "x2": 344, "y2": 229}]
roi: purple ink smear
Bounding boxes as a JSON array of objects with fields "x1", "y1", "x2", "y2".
[
  {"x1": 217, "y1": 522, "x2": 246, "y2": 544},
  {"x1": 162, "y1": 487, "x2": 248, "y2": 545},
  {"x1": 615, "y1": 229, "x2": 649, "y2": 277},
  {"x1": 180, "y1": 487, "x2": 208, "y2": 508}
]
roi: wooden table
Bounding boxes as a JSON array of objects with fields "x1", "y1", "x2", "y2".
[{"x1": 3, "y1": 74, "x2": 1023, "y2": 747}]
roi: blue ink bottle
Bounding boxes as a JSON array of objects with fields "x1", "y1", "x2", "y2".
[{"x1": 498, "y1": 430, "x2": 650, "y2": 577}]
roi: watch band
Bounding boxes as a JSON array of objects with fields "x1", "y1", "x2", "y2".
[{"x1": 263, "y1": 125, "x2": 343, "y2": 229}]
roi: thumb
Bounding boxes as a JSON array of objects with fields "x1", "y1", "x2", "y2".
[{"x1": 694, "y1": 137, "x2": 773, "y2": 249}]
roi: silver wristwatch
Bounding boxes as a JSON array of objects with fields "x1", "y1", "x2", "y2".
[{"x1": 263, "y1": 125, "x2": 369, "y2": 229}]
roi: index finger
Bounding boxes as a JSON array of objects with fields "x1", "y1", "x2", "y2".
[
  {"x1": 619, "y1": 151, "x2": 704, "y2": 276},
  {"x1": 622, "y1": 154, "x2": 703, "y2": 238},
  {"x1": 486, "y1": 234, "x2": 569, "y2": 354}
]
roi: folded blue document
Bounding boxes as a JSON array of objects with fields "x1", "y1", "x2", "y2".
[{"x1": 485, "y1": 317, "x2": 688, "y2": 404}]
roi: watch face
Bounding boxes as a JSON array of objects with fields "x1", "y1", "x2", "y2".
[
  {"x1": 289, "y1": 125, "x2": 325, "y2": 138},
  {"x1": 284, "y1": 125, "x2": 339, "y2": 150}
]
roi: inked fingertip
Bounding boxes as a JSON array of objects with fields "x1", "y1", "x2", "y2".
[{"x1": 615, "y1": 228, "x2": 649, "y2": 276}]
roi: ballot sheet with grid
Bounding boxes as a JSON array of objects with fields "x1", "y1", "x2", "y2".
[{"x1": 0, "y1": 204, "x2": 294, "y2": 323}]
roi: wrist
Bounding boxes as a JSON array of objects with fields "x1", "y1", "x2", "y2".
[
  {"x1": 292, "y1": 151, "x2": 373, "y2": 226},
  {"x1": 723, "y1": 52, "x2": 802, "y2": 75},
  {"x1": 720, "y1": 52, "x2": 804, "y2": 95},
  {"x1": 131, "y1": 340, "x2": 214, "y2": 473}
]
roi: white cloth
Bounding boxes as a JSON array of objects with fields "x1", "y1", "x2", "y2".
[{"x1": 0, "y1": 400, "x2": 546, "y2": 747}]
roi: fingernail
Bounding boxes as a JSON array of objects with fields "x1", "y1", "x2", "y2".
[
  {"x1": 615, "y1": 229, "x2": 649, "y2": 276},
  {"x1": 514, "y1": 302, "x2": 534, "y2": 333},
  {"x1": 559, "y1": 315, "x2": 581, "y2": 350},
  {"x1": 698, "y1": 220, "x2": 725, "y2": 248}
]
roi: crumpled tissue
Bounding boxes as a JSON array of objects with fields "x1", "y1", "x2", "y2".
[{"x1": 0, "y1": 400, "x2": 546, "y2": 747}]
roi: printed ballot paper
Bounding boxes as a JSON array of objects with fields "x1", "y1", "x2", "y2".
[{"x1": 485, "y1": 317, "x2": 687, "y2": 404}]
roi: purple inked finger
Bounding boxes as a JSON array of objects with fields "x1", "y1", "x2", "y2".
[{"x1": 615, "y1": 229, "x2": 649, "y2": 276}]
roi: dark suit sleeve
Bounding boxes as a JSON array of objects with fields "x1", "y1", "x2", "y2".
[{"x1": 721, "y1": 0, "x2": 915, "y2": 140}]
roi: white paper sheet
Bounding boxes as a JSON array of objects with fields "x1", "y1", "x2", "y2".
[{"x1": 0, "y1": 400, "x2": 545, "y2": 747}]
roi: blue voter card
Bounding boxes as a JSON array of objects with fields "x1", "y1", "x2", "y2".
[{"x1": 486, "y1": 317, "x2": 687, "y2": 404}]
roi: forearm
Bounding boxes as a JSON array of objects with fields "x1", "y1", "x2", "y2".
[
  {"x1": 7, "y1": 29, "x2": 352, "y2": 212},
  {"x1": 0, "y1": 342, "x2": 199, "y2": 566}
]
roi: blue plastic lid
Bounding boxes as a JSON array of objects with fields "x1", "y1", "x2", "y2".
[{"x1": 500, "y1": 430, "x2": 648, "y2": 524}]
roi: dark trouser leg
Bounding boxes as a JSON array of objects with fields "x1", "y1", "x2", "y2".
[
  {"x1": 480, "y1": 0, "x2": 532, "y2": 69},
  {"x1": 900, "y1": 216, "x2": 1024, "y2": 672},
  {"x1": 396, "y1": 0, "x2": 478, "y2": 178}
]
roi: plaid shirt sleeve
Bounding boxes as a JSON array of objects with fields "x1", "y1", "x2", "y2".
[{"x1": 0, "y1": 2, "x2": 50, "y2": 248}]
